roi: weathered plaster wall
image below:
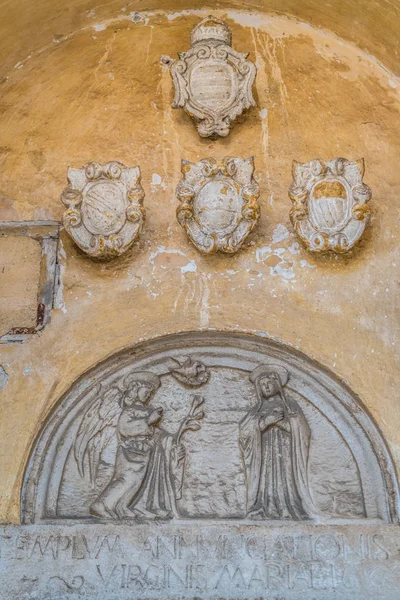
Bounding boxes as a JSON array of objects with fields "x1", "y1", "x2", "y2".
[
  {"x1": 0, "y1": 7, "x2": 399, "y2": 523},
  {"x1": 0, "y1": 236, "x2": 42, "y2": 334},
  {"x1": 1, "y1": 1, "x2": 400, "y2": 78}
]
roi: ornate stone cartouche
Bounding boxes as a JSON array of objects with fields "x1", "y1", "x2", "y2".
[
  {"x1": 168, "y1": 16, "x2": 257, "y2": 137},
  {"x1": 61, "y1": 161, "x2": 145, "y2": 259},
  {"x1": 176, "y1": 156, "x2": 260, "y2": 254},
  {"x1": 289, "y1": 158, "x2": 371, "y2": 253}
]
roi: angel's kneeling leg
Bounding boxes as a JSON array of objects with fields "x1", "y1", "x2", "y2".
[
  {"x1": 90, "y1": 448, "x2": 151, "y2": 519},
  {"x1": 91, "y1": 474, "x2": 133, "y2": 518},
  {"x1": 90, "y1": 499, "x2": 114, "y2": 519}
]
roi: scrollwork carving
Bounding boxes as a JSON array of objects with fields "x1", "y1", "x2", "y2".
[
  {"x1": 61, "y1": 161, "x2": 145, "y2": 260},
  {"x1": 176, "y1": 156, "x2": 260, "y2": 254},
  {"x1": 289, "y1": 158, "x2": 372, "y2": 253},
  {"x1": 167, "y1": 16, "x2": 257, "y2": 137}
]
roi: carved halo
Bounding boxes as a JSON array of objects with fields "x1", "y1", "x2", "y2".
[
  {"x1": 250, "y1": 364, "x2": 289, "y2": 386},
  {"x1": 123, "y1": 371, "x2": 161, "y2": 391}
]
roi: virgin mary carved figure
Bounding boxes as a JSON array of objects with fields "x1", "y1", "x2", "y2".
[
  {"x1": 73, "y1": 371, "x2": 204, "y2": 520},
  {"x1": 239, "y1": 365, "x2": 318, "y2": 520}
]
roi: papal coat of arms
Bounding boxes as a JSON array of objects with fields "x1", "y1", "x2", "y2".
[
  {"x1": 61, "y1": 161, "x2": 145, "y2": 259},
  {"x1": 176, "y1": 156, "x2": 260, "y2": 254},
  {"x1": 289, "y1": 158, "x2": 372, "y2": 253},
  {"x1": 168, "y1": 16, "x2": 257, "y2": 137}
]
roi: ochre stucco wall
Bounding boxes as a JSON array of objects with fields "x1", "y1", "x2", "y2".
[
  {"x1": 0, "y1": 7, "x2": 399, "y2": 523},
  {"x1": 1, "y1": 1, "x2": 400, "y2": 78},
  {"x1": 0, "y1": 236, "x2": 42, "y2": 334}
]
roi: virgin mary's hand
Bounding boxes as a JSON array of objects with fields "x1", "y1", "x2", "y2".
[{"x1": 260, "y1": 407, "x2": 284, "y2": 430}]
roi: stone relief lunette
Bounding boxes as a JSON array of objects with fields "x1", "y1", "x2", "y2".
[
  {"x1": 166, "y1": 16, "x2": 257, "y2": 137},
  {"x1": 61, "y1": 161, "x2": 145, "y2": 260},
  {"x1": 176, "y1": 156, "x2": 260, "y2": 254},
  {"x1": 289, "y1": 157, "x2": 372, "y2": 253},
  {"x1": 21, "y1": 334, "x2": 399, "y2": 525}
]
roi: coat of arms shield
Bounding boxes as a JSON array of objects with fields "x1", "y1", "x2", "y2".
[
  {"x1": 168, "y1": 16, "x2": 257, "y2": 137},
  {"x1": 176, "y1": 156, "x2": 260, "y2": 254},
  {"x1": 289, "y1": 158, "x2": 372, "y2": 253},
  {"x1": 61, "y1": 161, "x2": 145, "y2": 259}
]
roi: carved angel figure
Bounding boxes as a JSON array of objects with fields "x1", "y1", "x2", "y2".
[{"x1": 74, "y1": 371, "x2": 204, "y2": 520}]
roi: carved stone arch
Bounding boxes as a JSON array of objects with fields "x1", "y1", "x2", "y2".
[{"x1": 21, "y1": 331, "x2": 399, "y2": 524}]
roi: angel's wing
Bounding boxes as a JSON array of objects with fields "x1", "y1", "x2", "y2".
[{"x1": 74, "y1": 386, "x2": 121, "y2": 485}]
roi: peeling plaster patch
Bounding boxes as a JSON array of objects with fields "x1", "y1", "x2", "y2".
[
  {"x1": 259, "y1": 108, "x2": 268, "y2": 119},
  {"x1": 225, "y1": 11, "x2": 271, "y2": 30},
  {"x1": 93, "y1": 23, "x2": 107, "y2": 32},
  {"x1": 389, "y1": 80, "x2": 397, "y2": 89},
  {"x1": 87, "y1": 9, "x2": 96, "y2": 18},
  {"x1": 226, "y1": 269, "x2": 239, "y2": 275},
  {"x1": 23, "y1": 366, "x2": 33, "y2": 376},
  {"x1": 300, "y1": 259, "x2": 316, "y2": 269},
  {"x1": 288, "y1": 242, "x2": 300, "y2": 255},
  {"x1": 256, "y1": 243, "x2": 297, "y2": 282},
  {"x1": 271, "y1": 262, "x2": 295, "y2": 280},
  {"x1": 149, "y1": 245, "x2": 197, "y2": 273},
  {"x1": 14, "y1": 62, "x2": 23, "y2": 70},
  {"x1": 181, "y1": 261, "x2": 196, "y2": 274},
  {"x1": 166, "y1": 10, "x2": 206, "y2": 21},
  {"x1": 151, "y1": 172, "x2": 167, "y2": 191},
  {"x1": 256, "y1": 246, "x2": 272, "y2": 263},
  {"x1": 272, "y1": 224, "x2": 290, "y2": 244},
  {"x1": 0, "y1": 366, "x2": 8, "y2": 391},
  {"x1": 274, "y1": 247, "x2": 286, "y2": 258}
]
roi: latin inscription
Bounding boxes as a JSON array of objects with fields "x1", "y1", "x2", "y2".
[{"x1": 0, "y1": 524, "x2": 399, "y2": 599}]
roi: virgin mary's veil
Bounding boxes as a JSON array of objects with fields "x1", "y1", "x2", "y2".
[{"x1": 249, "y1": 364, "x2": 289, "y2": 386}]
